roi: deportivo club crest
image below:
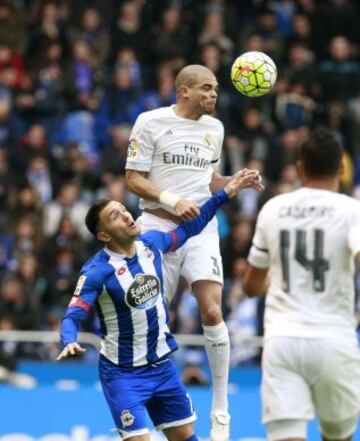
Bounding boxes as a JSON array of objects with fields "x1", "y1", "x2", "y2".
[
  {"x1": 125, "y1": 274, "x2": 160, "y2": 310},
  {"x1": 120, "y1": 410, "x2": 135, "y2": 427}
]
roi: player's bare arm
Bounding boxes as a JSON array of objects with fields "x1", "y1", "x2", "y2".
[
  {"x1": 56, "y1": 342, "x2": 86, "y2": 361},
  {"x1": 243, "y1": 264, "x2": 269, "y2": 297},
  {"x1": 210, "y1": 171, "x2": 232, "y2": 193},
  {"x1": 126, "y1": 169, "x2": 200, "y2": 220}
]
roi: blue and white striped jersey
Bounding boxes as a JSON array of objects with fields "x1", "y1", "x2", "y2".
[{"x1": 60, "y1": 189, "x2": 229, "y2": 367}]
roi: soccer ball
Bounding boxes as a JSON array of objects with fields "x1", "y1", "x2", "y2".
[{"x1": 231, "y1": 51, "x2": 277, "y2": 97}]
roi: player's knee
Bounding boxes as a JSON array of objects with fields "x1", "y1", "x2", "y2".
[
  {"x1": 320, "y1": 415, "x2": 357, "y2": 440},
  {"x1": 200, "y1": 304, "x2": 222, "y2": 325}
]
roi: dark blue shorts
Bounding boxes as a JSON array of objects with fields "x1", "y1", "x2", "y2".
[{"x1": 99, "y1": 355, "x2": 196, "y2": 438}]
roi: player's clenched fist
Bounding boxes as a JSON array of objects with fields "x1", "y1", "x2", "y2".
[
  {"x1": 174, "y1": 199, "x2": 200, "y2": 221},
  {"x1": 56, "y1": 342, "x2": 86, "y2": 360}
]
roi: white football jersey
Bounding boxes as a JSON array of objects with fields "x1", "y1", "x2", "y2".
[
  {"x1": 125, "y1": 106, "x2": 224, "y2": 212},
  {"x1": 248, "y1": 187, "x2": 360, "y2": 340}
]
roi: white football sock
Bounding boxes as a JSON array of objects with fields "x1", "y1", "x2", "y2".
[{"x1": 203, "y1": 321, "x2": 230, "y2": 413}]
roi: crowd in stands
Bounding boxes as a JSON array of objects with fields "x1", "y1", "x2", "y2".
[{"x1": 0, "y1": 0, "x2": 360, "y2": 369}]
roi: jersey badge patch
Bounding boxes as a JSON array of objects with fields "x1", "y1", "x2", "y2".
[
  {"x1": 143, "y1": 246, "x2": 153, "y2": 258},
  {"x1": 120, "y1": 410, "x2": 135, "y2": 427},
  {"x1": 204, "y1": 133, "x2": 213, "y2": 147},
  {"x1": 127, "y1": 136, "x2": 139, "y2": 158},
  {"x1": 117, "y1": 266, "x2": 127, "y2": 275},
  {"x1": 74, "y1": 275, "x2": 87, "y2": 296}
]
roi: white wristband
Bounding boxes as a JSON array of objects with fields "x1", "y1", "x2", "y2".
[{"x1": 159, "y1": 191, "x2": 180, "y2": 208}]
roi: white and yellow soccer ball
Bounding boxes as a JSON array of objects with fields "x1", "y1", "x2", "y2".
[{"x1": 231, "y1": 51, "x2": 277, "y2": 97}]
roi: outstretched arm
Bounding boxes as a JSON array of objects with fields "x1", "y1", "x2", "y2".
[
  {"x1": 57, "y1": 273, "x2": 101, "y2": 360},
  {"x1": 142, "y1": 169, "x2": 263, "y2": 253},
  {"x1": 210, "y1": 171, "x2": 232, "y2": 193}
]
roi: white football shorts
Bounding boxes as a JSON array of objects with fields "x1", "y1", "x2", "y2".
[
  {"x1": 137, "y1": 212, "x2": 223, "y2": 301},
  {"x1": 262, "y1": 336, "x2": 360, "y2": 439}
]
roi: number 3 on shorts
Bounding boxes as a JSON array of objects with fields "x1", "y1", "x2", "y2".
[{"x1": 211, "y1": 256, "x2": 221, "y2": 276}]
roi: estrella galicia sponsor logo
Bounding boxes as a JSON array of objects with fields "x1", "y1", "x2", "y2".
[{"x1": 125, "y1": 274, "x2": 160, "y2": 310}]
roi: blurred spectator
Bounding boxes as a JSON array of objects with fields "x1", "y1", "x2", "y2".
[
  {"x1": 0, "y1": 44, "x2": 25, "y2": 89},
  {"x1": 199, "y1": 42, "x2": 233, "y2": 93},
  {"x1": 43, "y1": 215, "x2": 88, "y2": 266},
  {"x1": 11, "y1": 216, "x2": 43, "y2": 264},
  {"x1": 59, "y1": 111, "x2": 98, "y2": 165},
  {"x1": 269, "y1": 0, "x2": 296, "y2": 38},
  {"x1": 115, "y1": 47, "x2": 142, "y2": 88},
  {"x1": 96, "y1": 64, "x2": 142, "y2": 147},
  {"x1": 15, "y1": 251, "x2": 46, "y2": 308},
  {"x1": 56, "y1": 142, "x2": 101, "y2": 195},
  {"x1": 279, "y1": 128, "x2": 303, "y2": 166},
  {"x1": 64, "y1": 39, "x2": 100, "y2": 111},
  {"x1": 0, "y1": 97, "x2": 18, "y2": 149},
  {"x1": 101, "y1": 124, "x2": 131, "y2": 175},
  {"x1": 151, "y1": 6, "x2": 191, "y2": 70},
  {"x1": 68, "y1": 0, "x2": 113, "y2": 29},
  {"x1": 28, "y1": 1, "x2": 67, "y2": 65},
  {"x1": 28, "y1": 42, "x2": 66, "y2": 140},
  {"x1": 316, "y1": 35, "x2": 360, "y2": 102},
  {"x1": 316, "y1": 0, "x2": 360, "y2": 54},
  {"x1": 198, "y1": 11, "x2": 234, "y2": 64},
  {"x1": 0, "y1": 1, "x2": 28, "y2": 55},
  {"x1": 16, "y1": 124, "x2": 50, "y2": 172},
  {"x1": 275, "y1": 81, "x2": 316, "y2": 129},
  {"x1": 111, "y1": 1, "x2": 147, "y2": 63},
  {"x1": 43, "y1": 181, "x2": 90, "y2": 240},
  {"x1": 0, "y1": 149, "x2": 15, "y2": 220},
  {"x1": 222, "y1": 219, "x2": 253, "y2": 277},
  {"x1": 68, "y1": 7, "x2": 110, "y2": 68},
  {"x1": 239, "y1": 8, "x2": 284, "y2": 62},
  {"x1": 284, "y1": 42, "x2": 315, "y2": 85},
  {"x1": 5, "y1": 184, "x2": 43, "y2": 228},
  {"x1": 0, "y1": 276, "x2": 39, "y2": 330},
  {"x1": 287, "y1": 13, "x2": 315, "y2": 51},
  {"x1": 26, "y1": 156, "x2": 53, "y2": 204},
  {"x1": 139, "y1": 63, "x2": 176, "y2": 111},
  {"x1": 43, "y1": 248, "x2": 78, "y2": 312}
]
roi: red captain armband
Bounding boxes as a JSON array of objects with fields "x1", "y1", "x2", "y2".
[
  {"x1": 69, "y1": 296, "x2": 91, "y2": 311},
  {"x1": 168, "y1": 230, "x2": 178, "y2": 252}
]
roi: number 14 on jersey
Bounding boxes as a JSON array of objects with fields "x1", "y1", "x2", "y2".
[{"x1": 280, "y1": 229, "x2": 329, "y2": 292}]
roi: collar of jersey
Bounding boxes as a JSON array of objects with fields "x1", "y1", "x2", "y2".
[
  {"x1": 104, "y1": 246, "x2": 137, "y2": 261},
  {"x1": 171, "y1": 105, "x2": 204, "y2": 122}
]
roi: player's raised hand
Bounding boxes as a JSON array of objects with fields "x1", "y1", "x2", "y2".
[
  {"x1": 174, "y1": 199, "x2": 200, "y2": 221},
  {"x1": 224, "y1": 169, "x2": 264, "y2": 197},
  {"x1": 56, "y1": 342, "x2": 86, "y2": 361}
]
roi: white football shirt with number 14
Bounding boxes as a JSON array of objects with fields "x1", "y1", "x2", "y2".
[{"x1": 248, "y1": 187, "x2": 360, "y2": 341}]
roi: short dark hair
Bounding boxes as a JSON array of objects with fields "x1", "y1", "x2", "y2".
[
  {"x1": 85, "y1": 199, "x2": 111, "y2": 236},
  {"x1": 300, "y1": 128, "x2": 343, "y2": 178}
]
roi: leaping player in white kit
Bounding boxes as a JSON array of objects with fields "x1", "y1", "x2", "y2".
[
  {"x1": 125, "y1": 65, "x2": 242, "y2": 441},
  {"x1": 243, "y1": 128, "x2": 360, "y2": 441}
]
